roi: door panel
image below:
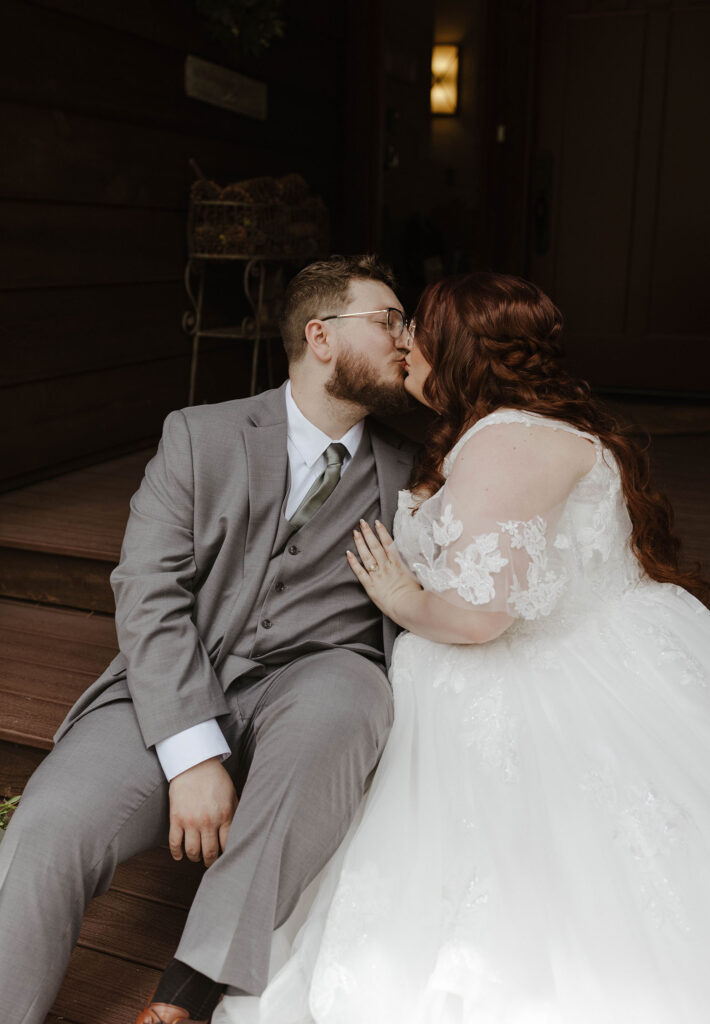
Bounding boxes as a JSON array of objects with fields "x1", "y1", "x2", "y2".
[{"x1": 530, "y1": 1, "x2": 710, "y2": 393}]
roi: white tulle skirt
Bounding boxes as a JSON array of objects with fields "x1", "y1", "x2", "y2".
[{"x1": 213, "y1": 583, "x2": 710, "y2": 1024}]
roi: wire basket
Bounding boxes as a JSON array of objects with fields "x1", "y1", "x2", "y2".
[{"x1": 189, "y1": 195, "x2": 329, "y2": 259}]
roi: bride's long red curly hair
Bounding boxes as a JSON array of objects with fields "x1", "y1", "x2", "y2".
[{"x1": 410, "y1": 271, "x2": 705, "y2": 597}]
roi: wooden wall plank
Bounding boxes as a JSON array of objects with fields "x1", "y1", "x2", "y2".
[
  {"x1": 2, "y1": 0, "x2": 348, "y2": 484},
  {"x1": 3, "y1": 2, "x2": 341, "y2": 140},
  {"x1": 1, "y1": 283, "x2": 188, "y2": 388},
  {"x1": 1, "y1": 356, "x2": 190, "y2": 479},
  {"x1": 27, "y1": 0, "x2": 345, "y2": 90},
  {"x1": 1, "y1": 339, "x2": 265, "y2": 492},
  {"x1": 1, "y1": 201, "x2": 186, "y2": 289},
  {"x1": 649, "y1": 7, "x2": 710, "y2": 336},
  {"x1": 0, "y1": 103, "x2": 288, "y2": 210}
]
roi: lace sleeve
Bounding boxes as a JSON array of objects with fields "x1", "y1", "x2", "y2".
[{"x1": 406, "y1": 422, "x2": 594, "y2": 621}]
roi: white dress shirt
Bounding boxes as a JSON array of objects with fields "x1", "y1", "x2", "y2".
[{"x1": 155, "y1": 382, "x2": 365, "y2": 780}]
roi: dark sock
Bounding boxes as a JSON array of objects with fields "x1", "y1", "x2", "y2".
[{"x1": 152, "y1": 959, "x2": 226, "y2": 1019}]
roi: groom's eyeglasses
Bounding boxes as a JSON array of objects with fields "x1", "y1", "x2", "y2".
[{"x1": 319, "y1": 308, "x2": 411, "y2": 341}]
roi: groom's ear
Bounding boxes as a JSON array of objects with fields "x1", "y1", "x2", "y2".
[{"x1": 304, "y1": 318, "x2": 334, "y2": 364}]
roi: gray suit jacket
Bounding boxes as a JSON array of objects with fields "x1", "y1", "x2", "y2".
[{"x1": 56, "y1": 384, "x2": 418, "y2": 748}]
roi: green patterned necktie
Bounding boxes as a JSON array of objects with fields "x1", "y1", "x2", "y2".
[{"x1": 289, "y1": 442, "x2": 348, "y2": 529}]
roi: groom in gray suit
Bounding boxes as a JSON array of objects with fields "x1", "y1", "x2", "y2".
[{"x1": 0, "y1": 255, "x2": 418, "y2": 1023}]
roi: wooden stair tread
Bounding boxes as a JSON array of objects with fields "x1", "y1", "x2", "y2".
[
  {"x1": 0, "y1": 598, "x2": 117, "y2": 644},
  {"x1": 111, "y1": 846, "x2": 206, "y2": 911},
  {"x1": 0, "y1": 600, "x2": 117, "y2": 670},
  {"x1": 0, "y1": 448, "x2": 150, "y2": 560},
  {"x1": 0, "y1": 656, "x2": 98, "y2": 702},
  {"x1": 0, "y1": 548, "x2": 116, "y2": 612},
  {"x1": 0, "y1": 739, "x2": 46, "y2": 793},
  {"x1": 0, "y1": 600, "x2": 118, "y2": 749},
  {"x1": 0, "y1": 689, "x2": 71, "y2": 748},
  {"x1": 649, "y1": 434, "x2": 710, "y2": 570},
  {"x1": 0, "y1": 625, "x2": 116, "y2": 675},
  {"x1": 50, "y1": 947, "x2": 160, "y2": 1024},
  {"x1": 0, "y1": 503, "x2": 126, "y2": 560},
  {"x1": 79, "y1": 889, "x2": 189, "y2": 971}
]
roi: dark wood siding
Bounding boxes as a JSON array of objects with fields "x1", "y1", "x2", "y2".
[{"x1": 1, "y1": 0, "x2": 347, "y2": 490}]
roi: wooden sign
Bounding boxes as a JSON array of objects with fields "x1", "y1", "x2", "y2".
[{"x1": 185, "y1": 55, "x2": 267, "y2": 121}]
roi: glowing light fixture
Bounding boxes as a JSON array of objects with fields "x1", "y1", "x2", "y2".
[{"x1": 431, "y1": 44, "x2": 459, "y2": 116}]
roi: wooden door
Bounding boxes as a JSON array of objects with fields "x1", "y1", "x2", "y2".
[{"x1": 529, "y1": 0, "x2": 710, "y2": 394}]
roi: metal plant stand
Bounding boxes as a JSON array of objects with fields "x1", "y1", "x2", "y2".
[{"x1": 183, "y1": 255, "x2": 283, "y2": 404}]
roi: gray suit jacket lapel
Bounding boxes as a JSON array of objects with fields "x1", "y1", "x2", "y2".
[{"x1": 216, "y1": 385, "x2": 288, "y2": 664}]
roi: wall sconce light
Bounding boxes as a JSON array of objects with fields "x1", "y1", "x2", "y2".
[{"x1": 431, "y1": 44, "x2": 460, "y2": 116}]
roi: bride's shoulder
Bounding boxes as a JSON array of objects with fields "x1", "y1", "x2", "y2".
[{"x1": 444, "y1": 409, "x2": 599, "y2": 480}]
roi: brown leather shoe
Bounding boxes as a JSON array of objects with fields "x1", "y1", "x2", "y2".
[{"x1": 135, "y1": 1000, "x2": 208, "y2": 1023}]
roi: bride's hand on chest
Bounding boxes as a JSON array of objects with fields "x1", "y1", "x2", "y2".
[{"x1": 346, "y1": 519, "x2": 422, "y2": 622}]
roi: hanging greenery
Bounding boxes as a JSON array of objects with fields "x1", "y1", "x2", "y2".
[{"x1": 195, "y1": 0, "x2": 285, "y2": 60}]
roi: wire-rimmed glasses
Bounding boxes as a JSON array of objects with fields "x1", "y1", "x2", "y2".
[{"x1": 319, "y1": 307, "x2": 411, "y2": 340}]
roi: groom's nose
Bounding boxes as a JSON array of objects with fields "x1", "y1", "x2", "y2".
[{"x1": 395, "y1": 326, "x2": 413, "y2": 354}]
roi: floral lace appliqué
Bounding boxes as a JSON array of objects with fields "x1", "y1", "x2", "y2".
[
  {"x1": 580, "y1": 771, "x2": 690, "y2": 930},
  {"x1": 499, "y1": 516, "x2": 568, "y2": 619},
  {"x1": 310, "y1": 862, "x2": 392, "y2": 1016},
  {"x1": 412, "y1": 503, "x2": 509, "y2": 606},
  {"x1": 410, "y1": 507, "x2": 568, "y2": 620},
  {"x1": 461, "y1": 682, "x2": 520, "y2": 780}
]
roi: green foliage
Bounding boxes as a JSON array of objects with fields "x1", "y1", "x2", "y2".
[
  {"x1": 0, "y1": 795, "x2": 20, "y2": 834},
  {"x1": 195, "y1": 0, "x2": 285, "y2": 59}
]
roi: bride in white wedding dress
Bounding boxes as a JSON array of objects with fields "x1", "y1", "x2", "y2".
[{"x1": 214, "y1": 272, "x2": 710, "y2": 1024}]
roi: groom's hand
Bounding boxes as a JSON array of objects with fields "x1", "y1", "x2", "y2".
[{"x1": 168, "y1": 757, "x2": 238, "y2": 868}]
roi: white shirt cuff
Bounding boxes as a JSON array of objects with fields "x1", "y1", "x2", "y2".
[{"x1": 155, "y1": 719, "x2": 231, "y2": 781}]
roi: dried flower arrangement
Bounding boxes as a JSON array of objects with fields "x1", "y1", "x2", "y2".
[{"x1": 189, "y1": 173, "x2": 329, "y2": 259}]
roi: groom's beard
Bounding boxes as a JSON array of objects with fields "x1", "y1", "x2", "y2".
[{"x1": 325, "y1": 349, "x2": 417, "y2": 418}]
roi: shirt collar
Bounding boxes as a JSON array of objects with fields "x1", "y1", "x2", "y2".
[{"x1": 285, "y1": 380, "x2": 365, "y2": 467}]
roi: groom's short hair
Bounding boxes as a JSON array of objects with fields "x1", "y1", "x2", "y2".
[{"x1": 280, "y1": 254, "x2": 396, "y2": 364}]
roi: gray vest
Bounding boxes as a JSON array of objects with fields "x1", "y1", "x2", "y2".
[{"x1": 233, "y1": 429, "x2": 384, "y2": 670}]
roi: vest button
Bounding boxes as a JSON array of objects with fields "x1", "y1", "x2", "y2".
[
  {"x1": 274, "y1": 581, "x2": 286, "y2": 592},
  {"x1": 288, "y1": 544, "x2": 299, "y2": 555},
  {"x1": 261, "y1": 618, "x2": 273, "y2": 629}
]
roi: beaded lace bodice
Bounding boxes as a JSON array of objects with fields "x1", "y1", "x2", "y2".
[{"x1": 394, "y1": 409, "x2": 644, "y2": 626}]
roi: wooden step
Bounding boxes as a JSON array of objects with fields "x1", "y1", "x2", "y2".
[
  {"x1": 0, "y1": 449, "x2": 151, "y2": 610},
  {"x1": 43, "y1": 848, "x2": 206, "y2": 1024},
  {"x1": 43, "y1": 831, "x2": 206, "y2": 1023},
  {"x1": 646, "y1": 433, "x2": 710, "y2": 572},
  {"x1": 49, "y1": 947, "x2": 161, "y2": 1024},
  {"x1": 0, "y1": 598, "x2": 207, "y2": 1024},
  {"x1": 111, "y1": 845, "x2": 206, "y2": 911},
  {"x1": 0, "y1": 599, "x2": 118, "y2": 788}
]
